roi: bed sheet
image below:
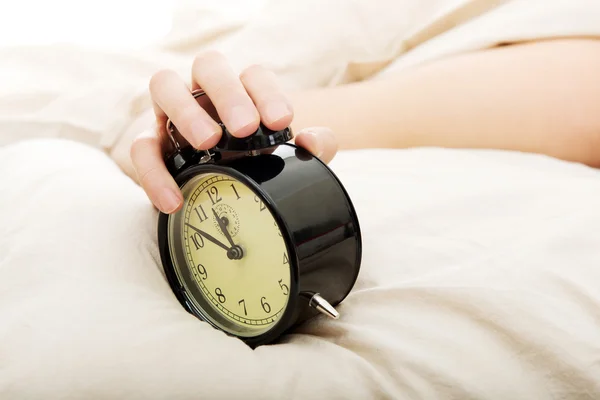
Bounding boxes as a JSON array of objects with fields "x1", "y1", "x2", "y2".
[{"x1": 1, "y1": 139, "x2": 599, "y2": 399}]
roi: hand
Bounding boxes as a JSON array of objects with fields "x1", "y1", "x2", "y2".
[{"x1": 130, "y1": 51, "x2": 338, "y2": 214}]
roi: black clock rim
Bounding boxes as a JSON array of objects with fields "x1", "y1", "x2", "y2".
[
  {"x1": 298, "y1": 143, "x2": 363, "y2": 305},
  {"x1": 157, "y1": 163, "x2": 300, "y2": 348}
]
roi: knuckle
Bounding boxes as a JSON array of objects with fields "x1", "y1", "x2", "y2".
[
  {"x1": 239, "y1": 63, "x2": 266, "y2": 80},
  {"x1": 254, "y1": 93, "x2": 290, "y2": 116},
  {"x1": 130, "y1": 129, "x2": 160, "y2": 159},
  {"x1": 129, "y1": 139, "x2": 166, "y2": 187},
  {"x1": 138, "y1": 165, "x2": 162, "y2": 188},
  {"x1": 171, "y1": 103, "x2": 201, "y2": 127},
  {"x1": 129, "y1": 136, "x2": 151, "y2": 162},
  {"x1": 192, "y1": 50, "x2": 225, "y2": 71},
  {"x1": 211, "y1": 81, "x2": 244, "y2": 102},
  {"x1": 149, "y1": 69, "x2": 175, "y2": 94},
  {"x1": 255, "y1": 91, "x2": 283, "y2": 107}
]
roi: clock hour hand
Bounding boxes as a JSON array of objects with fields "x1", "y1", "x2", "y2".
[
  {"x1": 212, "y1": 208, "x2": 236, "y2": 247},
  {"x1": 212, "y1": 209, "x2": 244, "y2": 260},
  {"x1": 185, "y1": 223, "x2": 230, "y2": 252}
]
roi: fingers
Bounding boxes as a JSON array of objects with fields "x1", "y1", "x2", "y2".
[
  {"x1": 192, "y1": 51, "x2": 293, "y2": 138},
  {"x1": 240, "y1": 64, "x2": 294, "y2": 131},
  {"x1": 130, "y1": 124, "x2": 338, "y2": 214},
  {"x1": 150, "y1": 69, "x2": 222, "y2": 150},
  {"x1": 294, "y1": 127, "x2": 339, "y2": 164},
  {"x1": 137, "y1": 50, "x2": 329, "y2": 214},
  {"x1": 130, "y1": 127, "x2": 183, "y2": 214},
  {"x1": 192, "y1": 51, "x2": 260, "y2": 138}
]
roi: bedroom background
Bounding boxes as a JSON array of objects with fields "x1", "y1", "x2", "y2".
[
  {"x1": 0, "y1": 0, "x2": 265, "y2": 50},
  {"x1": 1, "y1": 1, "x2": 600, "y2": 399}
]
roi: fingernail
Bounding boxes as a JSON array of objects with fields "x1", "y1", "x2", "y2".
[
  {"x1": 264, "y1": 101, "x2": 291, "y2": 124},
  {"x1": 304, "y1": 130, "x2": 323, "y2": 157},
  {"x1": 228, "y1": 105, "x2": 257, "y2": 133},
  {"x1": 190, "y1": 120, "x2": 220, "y2": 148},
  {"x1": 159, "y1": 188, "x2": 182, "y2": 213}
]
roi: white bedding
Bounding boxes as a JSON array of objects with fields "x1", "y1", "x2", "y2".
[
  {"x1": 2, "y1": 140, "x2": 600, "y2": 399},
  {"x1": 1, "y1": 0, "x2": 600, "y2": 398}
]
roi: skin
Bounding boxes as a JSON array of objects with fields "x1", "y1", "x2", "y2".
[
  {"x1": 287, "y1": 39, "x2": 600, "y2": 163},
  {"x1": 125, "y1": 51, "x2": 338, "y2": 214},
  {"x1": 119, "y1": 38, "x2": 600, "y2": 214}
]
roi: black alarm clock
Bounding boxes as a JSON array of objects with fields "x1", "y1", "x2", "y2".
[{"x1": 157, "y1": 89, "x2": 362, "y2": 348}]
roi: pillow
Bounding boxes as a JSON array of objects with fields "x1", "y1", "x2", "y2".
[{"x1": 1, "y1": 138, "x2": 599, "y2": 398}]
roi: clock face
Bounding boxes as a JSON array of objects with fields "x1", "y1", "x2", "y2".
[{"x1": 167, "y1": 171, "x2": 292, "y2": 338}]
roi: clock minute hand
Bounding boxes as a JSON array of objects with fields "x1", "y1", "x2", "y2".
[{"x1": 185, "y1": 223, "x2": 230, "y2": 252}]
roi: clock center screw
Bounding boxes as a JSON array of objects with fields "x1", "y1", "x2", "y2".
[{"x1": 227, "y1": 245, "x2": 244, "y2": 260}]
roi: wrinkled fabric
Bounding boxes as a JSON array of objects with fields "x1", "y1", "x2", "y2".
[
  {"x1": 1, "y1": 0, "x2": 600, "y2": 398},
  {"x1": 1, "y1": 140, "x2": 600, "y2": 399}
]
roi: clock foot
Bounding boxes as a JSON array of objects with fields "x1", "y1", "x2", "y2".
[{"x1": 307, "y1": 293, "x2": 339, "y2": 320}]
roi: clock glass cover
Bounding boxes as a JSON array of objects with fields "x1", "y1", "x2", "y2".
[{"x1": 167, "y1": 171, "x2": 292, "y2": 337}]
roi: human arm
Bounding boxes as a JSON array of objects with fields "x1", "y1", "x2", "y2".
[
  {"x1": 114, "y1": 38, "x2": 600, "y2": 212},
  {"x1": 288, "y1": 39, "x2": 600, "y2": 166}
]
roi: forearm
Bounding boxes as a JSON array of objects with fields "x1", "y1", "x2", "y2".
[
  {"x1": 289, "y1": 39, "x2": 600, "y2": 166},
  {"x1": 111, "y1": 38, "x2": 600, "y2": 179}
]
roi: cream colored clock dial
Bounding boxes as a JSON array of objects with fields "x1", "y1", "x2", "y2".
[{"x1": 171, "y1": 171, "x2": 291, "y2": 337}]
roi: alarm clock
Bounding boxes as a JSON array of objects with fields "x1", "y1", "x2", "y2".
[{"x1": 157, "y1": 89, "x2": 362, "y2": 348}]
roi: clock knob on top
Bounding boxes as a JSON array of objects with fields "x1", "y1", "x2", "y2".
[
  {"x1": 214, "y1": 123, "x2": 294, "y2": 153},
  {"x1": 163, "y1": 87, "x2": 293, "y2": 176},
  {"x1": 164, "y1": 145, "x2": 203, "y2": 177},
  {"x1": 164, "y1": 122, "x2": 293, "y2": 177}
]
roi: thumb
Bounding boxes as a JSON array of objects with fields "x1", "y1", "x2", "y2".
[{"x1": 293, "y1": 127, "x2": 338, "y2": 164}]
